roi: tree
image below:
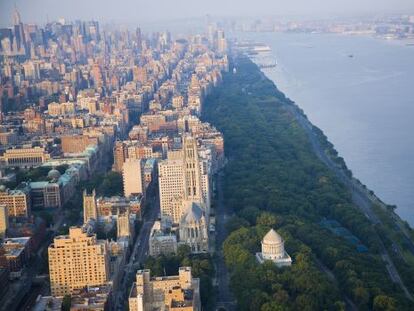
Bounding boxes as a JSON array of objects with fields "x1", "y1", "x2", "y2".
[
  {"x1": 62, "y1": 295, "x2": 71, "y2": 311},
  {"x1": 373, "y1": 295, "x2": 397, "y2": 311},
  {"x1": 257, "y1": 212, "x2": 279, "y2": 227},
  {"x1": 177, "y1": 244, "x2": 191, "y2": 260},
  {"x1": 353, "y1": 286, "x2": 370, "y2": 307},
  {"x1": 98, "y1": 171, "x2": 123, "y2": 196},
  {"x1": 261, "y1": 301, "x2": 286, "y2": 311}
]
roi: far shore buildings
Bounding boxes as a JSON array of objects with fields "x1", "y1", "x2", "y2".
[
  {"x1": 256, "y1": 229, "x2": 292, "y2": 267},
  {"x1": 128, "y1": 267, "x2": 201, "y2": 311}
]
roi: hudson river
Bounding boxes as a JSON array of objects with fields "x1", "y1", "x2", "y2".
[{"x1": 240, "y1": 32, "x2": 414, "y2": 226}]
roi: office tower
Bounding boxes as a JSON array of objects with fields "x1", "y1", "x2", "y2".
[
  {"x1": 83, "y1": 189, "x2": 97, "y2": 223},
  {"x1": 0, "y1": 205, "x2": 8, "y2": 238},
  {"x1": 48, "y1": 227, "x2": 110, "y2": 297},
  {"x1": 123, "y1": 158, "x2": 143, "y2": 197}
]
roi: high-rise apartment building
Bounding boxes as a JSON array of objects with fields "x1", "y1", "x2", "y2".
[
  {"x1": 48, "y1": 227, "x2": 110, "y2": 297},
  {"x1": 123, "y1": 158, "x2": 143, "y2": 197}
]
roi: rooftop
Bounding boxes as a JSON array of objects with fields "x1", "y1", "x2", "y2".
[{"x1": 263, "y1": 229, "x2": 283, "y2": 244}]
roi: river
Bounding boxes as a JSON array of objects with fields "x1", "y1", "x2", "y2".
[{"x1": 238, "y1": 32, "x2": 414, "y2": 226}]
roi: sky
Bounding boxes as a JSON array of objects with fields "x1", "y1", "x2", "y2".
[{"x1": 1, "y1": 0, "x2": 414, "y2": 26}]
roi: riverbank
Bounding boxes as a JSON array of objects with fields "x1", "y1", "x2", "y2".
[{"x1": 202, "y1": 55, "x2": 414, "y2": 310}]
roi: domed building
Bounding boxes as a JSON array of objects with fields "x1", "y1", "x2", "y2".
[
  {"x1": 256, "y1": 229, "x2": 292, "y2": 267},
  {"x1": 179, "y1": 201, "x2": 209, "y2": 253},
  {"x1": 47, "y1": 169, "x2": 61, "y2": 181}
]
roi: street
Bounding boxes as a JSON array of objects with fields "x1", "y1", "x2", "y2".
[
  {"x1": 114, "y1": 193, "x2": 160, "y2": 310},
  {"x1": 214, "y1": 173, "x2": 236, "y2": 311}
]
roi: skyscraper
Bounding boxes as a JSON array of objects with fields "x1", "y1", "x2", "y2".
[
  {"x1": 158, "y1": 158, "x2": 184, "y2": 222},
  {"x1": 12, "y1": 6, "x2": 26, "y2": 54}
]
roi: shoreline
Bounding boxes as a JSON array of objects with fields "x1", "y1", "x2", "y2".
[{"x1": 236, "y1": 30, "x2": 414, "y2": 46}]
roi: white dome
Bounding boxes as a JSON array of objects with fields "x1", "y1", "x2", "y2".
[{"x1": 263, "y1": 229, "x2": 283, "y2": 245}]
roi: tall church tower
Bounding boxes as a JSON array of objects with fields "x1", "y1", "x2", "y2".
[
  {"x1": 83, "y1": 189, "x2": 97, "y2": 223},
  {"x1": 182, "y1": 135, "x2": 202, "y2": 203}
]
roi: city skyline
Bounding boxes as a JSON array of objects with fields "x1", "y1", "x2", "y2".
[{"x1": 1, "y1": 0, "x2": 414, "y2": 27}]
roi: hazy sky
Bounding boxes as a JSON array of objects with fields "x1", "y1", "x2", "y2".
[{"x1": 1, "y1": 0, "x2": 414, "y2": 26}]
